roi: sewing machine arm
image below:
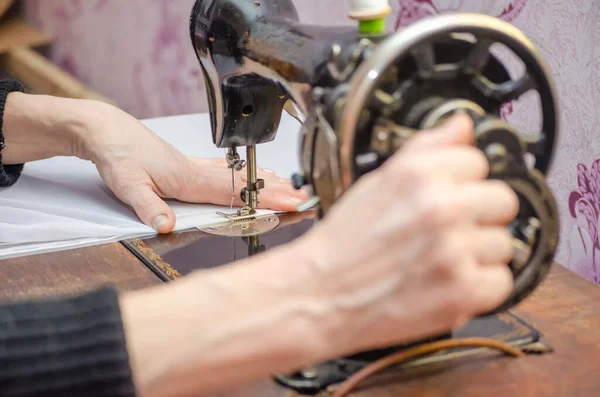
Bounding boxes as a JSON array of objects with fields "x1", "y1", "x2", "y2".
[{"x1": 190, "y1": 0, "x2": 360, "y2": 148}]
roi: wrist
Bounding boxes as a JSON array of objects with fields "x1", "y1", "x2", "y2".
[
  {"x1": 2, "y1": 92, "x2": 96, "y2": 164},
  {"x1": 65, "y1": 99, "x2": 117, "y2": 163}
]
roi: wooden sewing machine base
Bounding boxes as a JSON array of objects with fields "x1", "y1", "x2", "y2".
[{"x1": 0, "y1": 214, "x2": 595, "y2": 395}]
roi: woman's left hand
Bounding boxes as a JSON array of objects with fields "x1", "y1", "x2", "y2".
[{"x1": 77, "y1": 102, "x2": 308, "y2": 233}]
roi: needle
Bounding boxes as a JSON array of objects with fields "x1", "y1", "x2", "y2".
[
  {"x1": 230, "y1": 166, "x2": 235, "y2": 210},
  {"x1": 225, "y1": 148, "x2": 235, "y2": 211},
  {"x1": 225, "y1": 147, "x2": 245, "y2": 212}
]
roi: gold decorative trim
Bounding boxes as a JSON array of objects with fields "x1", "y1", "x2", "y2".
[
  {"x1": 129, "y1": 238, "x2": 182, "y2": 279},
  {"x1": 492, "y1": 313, "x2": 533, "y2": 341}
]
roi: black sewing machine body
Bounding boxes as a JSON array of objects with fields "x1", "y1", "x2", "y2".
[
  {"x1": 190, "y1": 0, "x2": 361, "y2": 148},
  {"x1": 178, "y1": 0, "x2": 562, "y2": 394}
]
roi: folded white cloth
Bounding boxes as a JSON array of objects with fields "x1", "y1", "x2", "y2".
[{"x1": 0, "y1": 112, "x2": 302, "y2": 258}]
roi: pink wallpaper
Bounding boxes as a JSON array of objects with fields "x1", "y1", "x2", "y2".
[{"x1": 23, "y1": 0, "x2": 600, "y2": 283}]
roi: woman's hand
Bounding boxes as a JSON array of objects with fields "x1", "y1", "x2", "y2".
[
  {"x1": 293, "y1": 114, "x2": 518, "y2": 357},
  {"x1": 2, "y1": 93, "x2": 307, "y2": 233},
  {"x1": 76, "y1": 102, "x2": 307, "y2": 232}
]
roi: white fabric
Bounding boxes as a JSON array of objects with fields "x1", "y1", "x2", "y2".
[{"x1": 0, "y1": 112, "x2": 302, "y2": 259}]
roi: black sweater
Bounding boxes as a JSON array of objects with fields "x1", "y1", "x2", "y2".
[
  {"x1": 0, "y1": 80, "x2": 137, "y2": 396},
  {"x1": 0, "y1": 288, "x2": 136, "y2": 396}
]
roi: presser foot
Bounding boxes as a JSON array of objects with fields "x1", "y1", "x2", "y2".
[
  {"x1": 210, "y1": 144, "x2": 278, "y2": 237},
  {"x1": 200, "y1": 212, "x2": 280, "y2": 237},
  {"x1": 217, "y1": 205, "x2": 257, "y2": 220}
]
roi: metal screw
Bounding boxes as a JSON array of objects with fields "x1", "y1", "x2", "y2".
[
  {"x1": 485, "y1": 143, "x2": 508, "y2": 161},
  {"x1": 312, "y1": 87, "x2": 326, "y2": 103},
  {"x1": 355, "y1": 152, "x2": 379, "y2": 171},
  {"x1": 291, "y1": 173, "x2": 306, "y2": 190},
  {"x1": 523, "y1": 217, "x2": 541, "y2": 245},
  {"x1": 485, "y1": 143, "x2": 508, "y2": 173},
  {"x1": 512, "y1": 239, "x2": 531, "y2": 272},
  {"x1": 301, "y1": 368, "x2": 318, "y2": 379}
]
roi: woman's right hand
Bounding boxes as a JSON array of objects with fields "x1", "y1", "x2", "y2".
[
  {"x1": 296, "y1": 113, "x2": 519, "y2": 359},
  {"x1": 120, "y1": 113, "x2": 520, "y2": 397}
]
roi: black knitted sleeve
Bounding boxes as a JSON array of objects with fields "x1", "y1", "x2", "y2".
[
  {"x1": 0, "y1": 79, "x2": 27, "y2": 187},
  {"x1": 0, "y1": 287, "x2": 137, "y2": 397}
]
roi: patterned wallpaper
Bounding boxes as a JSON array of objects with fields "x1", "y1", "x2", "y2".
[{"x1": 23, "y1": 0, "x2": 600, "y2": 283}]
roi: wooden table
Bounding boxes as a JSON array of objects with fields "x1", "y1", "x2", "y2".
[{"x1": 0, "y1": 242, "x2": 598, "y2": 396}]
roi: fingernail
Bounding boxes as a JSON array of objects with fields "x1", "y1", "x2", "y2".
[
  {"x1": 288, "y1": 197, "x2": 302, "y2": 204},
  {"x1": 152, "y1": 215, "x2": 169, "y2": 231}
]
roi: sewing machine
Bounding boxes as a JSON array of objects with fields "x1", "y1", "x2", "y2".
[{"x1": 128, "y1": 0, "x2": 560, "y2": 394}]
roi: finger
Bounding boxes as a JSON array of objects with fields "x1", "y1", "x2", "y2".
[
  {"x1": 227, "y1": 179, "x2": 309, "y2": 211},
  {"x1": 457, "y1": 180, "x2": 519, "y2": 225},
  {"x1": 421, "y1": 147, "x2": 489, "y2": 182},
  {"x1": 423, "y1": 227, "x2": 511, "y2": 276},
  {"x1": 241, "y1": 173, "x2": 308, "y2": 211},
  {"x1": 189, "y1": 157, "x2": 277, "y2": 178},
  {"x1": 120, "y1": 183, "x2": 176, "y2": 233},
  {"x1": 258, "y1": 195, "x2": 303, "y2": 212},
  {"x1": 259, "y1": 168, "x2": 276, "y2": 175},
  {"x1": 470, "y1": 227, "x2": 514, "y2": 265},
  {"x1": 257, "y1": 188, "x2": 310, "y2": 211},
  {"x1": 385, "y1": 146, "x2": 489, "y2": 184},
  {"x1": 183, "y1": 157, "x2": 304, "y2": 209},
  {"x1": 402, "y1": 113, "x2": 474, "y2": 153},
  {"x1": 469, "y1": 265, "x2": 514, "y2": 315},
  {"x1": 241, "y1": 174, "x2": 290, "y2": 184},
  {"x1": 190, "y1": 157, "x2": 226, "y2": 165}
]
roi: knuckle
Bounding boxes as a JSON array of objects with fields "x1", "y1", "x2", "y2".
[
  {"x1": 414, "y1": 199, "x2": 442, "y2": 228},
  {"x1": 482, "y1": 267, "x2": 514, "y2": 311},
  {"x1": 451, "y1": 263, "x2": 479, "y2": 297},
  {"x1": 402, "y1": 131, "x2": 432, "y2": 150},
  {"x1": 492, "y1": 179, "x2": 517, "y2": 199},
  {"x1": 466, "y1": 147, "x2": 490, "y2": 178},
  {"x1": 497, "y1": 265, "x2": 515, "y2": 296},
  {"x1": 430, "y1": 234, "x2": 464, "y2": 279},
  {"x1": 378, "y1": 157, "x2": 428, "y2": 198},
  {"x1": 391, "y1": 156, "x2": 430, "y2": 186},
  {"x1": 489, "y1": 180, "x2": 520, "y2": 221},
  {"x1": 473, "y1": 147, "x2": 490, "y2": 170},
  {"x1": 497, "y1": 228, "x2": 515, "y2": 263},
  {"x1": 503, "y1": 186, "x2": 520, "y2": 217},
  {"x1": 414, "y1": 189, "x2": 460, "y2": 229}
]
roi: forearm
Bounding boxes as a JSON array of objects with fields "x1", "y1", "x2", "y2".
[
  {"x1": 121, "y1": 241, "x2": 334, "y2": 397},
  {"x1": 2, "y1": 91, "x2": 91, "y2": 164}
]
